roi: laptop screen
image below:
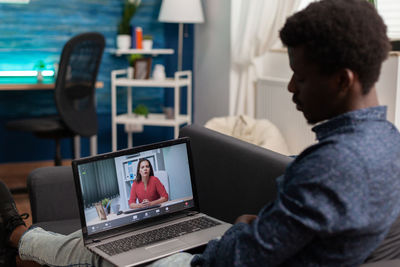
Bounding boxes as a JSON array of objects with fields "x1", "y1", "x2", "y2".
[{"x1": 73, "y1": 138, "x2": 196, "y2": 236}]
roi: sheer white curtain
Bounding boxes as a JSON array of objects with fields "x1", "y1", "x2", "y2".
[
  {"x1": 377, "y1": 0, "x2": 400, "y2": 39},
  {"x1": 230, "y1": 0, "x2": 301, "y2": 117}
]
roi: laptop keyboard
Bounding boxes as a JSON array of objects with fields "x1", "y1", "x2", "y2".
[{"x1": 96, "y1": 216, "x2": 221, "y2": 256}]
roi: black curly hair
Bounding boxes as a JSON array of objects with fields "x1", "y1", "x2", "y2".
[{"x1": 280, "y1": 0, "x2": 391, "y2": 94}]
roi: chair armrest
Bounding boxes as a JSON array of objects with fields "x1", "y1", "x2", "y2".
[{"x1": 27, "y1": 166, "x2": 80, "y2": 224}]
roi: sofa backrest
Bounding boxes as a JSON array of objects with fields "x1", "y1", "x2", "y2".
[
  {"x1": 27, "y1": 166, "x2": 80, "y2": 224},
  {"x1": 179, "y1": 124, "x2": 293, "y2": 223}
]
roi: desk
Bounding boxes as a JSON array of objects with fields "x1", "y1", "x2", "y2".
[
  {"x1": 0, "y1": 81, "x2": 104, "y2": 91},
  {"x1": 0, "y1": 80, "x2": 104, "y2": 158}
]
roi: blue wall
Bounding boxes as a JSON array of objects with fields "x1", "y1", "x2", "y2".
[{"x1": 0, "y1": 0, "x2": 194, "y2": 162}]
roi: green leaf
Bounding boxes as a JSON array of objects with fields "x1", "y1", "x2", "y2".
[
  {"x1": 118, "y1": 0, "x2": 140, "y2": 34},
  {"x1": 133, "y1": 104, "x2": 149, "y2": 116},
  {"x1": 34, "y1": 60, "x2": 46, "y2": 70}
]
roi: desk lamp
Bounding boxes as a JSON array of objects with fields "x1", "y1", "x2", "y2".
[{"x1": 158, "y1": 0, "x2": 204, "y2": 71}]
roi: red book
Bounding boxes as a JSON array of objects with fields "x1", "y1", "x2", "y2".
[{"x1": 135, "y1": 27, "x2": 143, "y2": 49}]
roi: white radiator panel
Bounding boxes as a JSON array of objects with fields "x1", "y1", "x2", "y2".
[
  {"x1": 255, "y1": 53, "x2": 400, "y2": 155},
  {"x1": 256, "y1": 77, "x2": 316, "y2": 155},
  {"x1": 376, "y1": 55, "x2": 400, "y2": 127}
]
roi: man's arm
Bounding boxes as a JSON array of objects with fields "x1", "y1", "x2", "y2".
[
  {"x1": 192, "y1": 166, "x2": 347, "y2": 266},
  {"x1": 192, "y1": 193, "x2": 316, "y2": 266}
]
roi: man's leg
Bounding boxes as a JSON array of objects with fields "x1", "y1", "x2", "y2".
[
  {"x1": 19, "y1": 228, "x2": 194, "y2": 267},
  {"x1": 18, "y1": 227, "x2": 114, "y2": 267},
  {"x1": 148, "y1": 252, "x2": 194, "y2": 267},
  {"x1": 0, "y1": 180, "x2": 113, "y2": 267}
]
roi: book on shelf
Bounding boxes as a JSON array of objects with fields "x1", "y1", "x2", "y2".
[
  {"x1": 130, "y1": 25, "x2": 136, "y2": 49},
  {"x1": 135, "y1": 26, "x2": 142, "y2": 49}
]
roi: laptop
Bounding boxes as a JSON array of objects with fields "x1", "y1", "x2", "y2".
[{"x1": 71, "y1": 137, "x2": 231, "y2": 267}]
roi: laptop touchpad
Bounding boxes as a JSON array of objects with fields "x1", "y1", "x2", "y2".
[{"x1": 145, "y1": 239, "x2": 186, "y2": 254}]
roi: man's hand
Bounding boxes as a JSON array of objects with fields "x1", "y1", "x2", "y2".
[{"x1": 235, "y1": 214, "x2": 258, "y2": 224}]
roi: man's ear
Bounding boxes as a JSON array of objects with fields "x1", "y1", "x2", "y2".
[{"x1": 337, "y1": 68, "x2": 355, "y2": 92}]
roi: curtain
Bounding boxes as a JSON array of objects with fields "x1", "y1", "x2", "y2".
[
  {"x1": 230, "y1": 0, "x2": 301, "y2": 117},
  {"x1": 377, "y1": 0, "x2": 400, "y2": 39},
  {"x1": 80, "y1": 159, "x2": 119, "y2": 207}
]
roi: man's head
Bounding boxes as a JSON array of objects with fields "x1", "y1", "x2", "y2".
[{"x1": 279, "y1": 0, "x2": 391, "y2": 124}]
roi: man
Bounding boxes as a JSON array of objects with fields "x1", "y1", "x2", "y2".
[{"x1": 1, "y1": 0, "x2": 400, "y2": 266}]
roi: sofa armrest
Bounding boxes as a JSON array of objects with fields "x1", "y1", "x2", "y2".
[
  {"x1": 179, "y1": 124, "x2": 293, "y2": 223},
  {"x1": 27, "y1": 166, "x2": 80, "y2": 224}
]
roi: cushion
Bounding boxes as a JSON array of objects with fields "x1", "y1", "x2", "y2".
[{"x1": 205, "y1": 115, "x2": 290, "y2": 155}]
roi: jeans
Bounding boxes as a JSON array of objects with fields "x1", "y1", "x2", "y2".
[{"x1": 18, "y1": 227, "x2": 194, "y2": 267}]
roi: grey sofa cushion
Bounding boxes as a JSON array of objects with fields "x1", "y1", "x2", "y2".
[
  {"x1": 27, "y1": 166, "x2": 80, "y2": 224},
  {"x1": 361, "y1": 259, "x2": 400, "y2": 267},
  {"x1": 365, "y1": 215, "x2": 400, "y2": 263}
]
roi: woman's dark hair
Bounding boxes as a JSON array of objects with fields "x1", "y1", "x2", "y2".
[
  {"x1": 279, "y1": 0, "x2": 391, "y2": 93},
  {"x1": 135, "y1": 158, "x2": 154, "y2": 183}
]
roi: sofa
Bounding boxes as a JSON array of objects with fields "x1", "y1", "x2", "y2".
[{"x1": 27, "y1": 124, "x2": 400, "y2": 266}]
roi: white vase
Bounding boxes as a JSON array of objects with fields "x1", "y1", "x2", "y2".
[
  {"x1": 117, "y1": 34, "x2": 131, "y2": 50},
  {"x1": 142, "y1": 39, "x2": 153, "y2": 50},
  {"x1": 152, "y1": 64, "x2": 166, "y2": 80},
  {"x1": 127, "y1": 66, "x2": 134, "y2": 79},
  {"x1": 37, "y1": 71, "x2": 43, "y2": 83}
]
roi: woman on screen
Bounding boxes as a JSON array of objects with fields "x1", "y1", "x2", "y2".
[{"x1": 128, "y1": 158, "x2": 168, "y2": 209}]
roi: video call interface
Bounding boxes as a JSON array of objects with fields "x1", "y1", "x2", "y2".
[{"x1": 77, "y1": 142, "x2": 195, "y2": 235}]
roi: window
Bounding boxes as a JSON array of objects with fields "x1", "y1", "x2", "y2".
[
  {"x1": 297, "y1": 0, "x2": 316, "y2": 11},
  {"x1": 377, "y1": 0, "x2": 400, "y2": 39},
  {"x1": 298, "y1": 0, "x2": 400, "y2": 40}
]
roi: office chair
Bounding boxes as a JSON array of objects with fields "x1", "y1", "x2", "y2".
[{"x1": 6, "y1": 32, "x2": 105, "y2": 166}]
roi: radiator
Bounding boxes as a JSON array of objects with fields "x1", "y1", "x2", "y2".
[
  {"x1": 255, "y1": 53, "x2": 400, "y2": 155},
  {"x1": 255, "y1": 76, "x2": 316, "y2": 155}
]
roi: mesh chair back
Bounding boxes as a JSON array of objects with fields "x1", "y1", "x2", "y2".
[{"x1": 55, "y1": 32, "x2": 105, "y2": 137}]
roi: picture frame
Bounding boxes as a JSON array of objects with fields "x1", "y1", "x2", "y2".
[
  {"x1": 95, "y1": 202, "x2": 107, "y2": 220},
  {"x1": 134, "y1": 58, "x2": 152, "y2": 79}
]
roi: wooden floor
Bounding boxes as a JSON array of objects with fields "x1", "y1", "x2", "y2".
[{"x1": 0, "y1": 160, "x2": 71, "y2": 228}]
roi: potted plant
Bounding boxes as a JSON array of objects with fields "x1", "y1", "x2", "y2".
[
  {"x1": 117, "y1": 0, "x2": 141, "y2": 50},
  {"x1": 34, "y1": 60, "x2": 46, "y2": 83},
  {"x1": 133, "y1": 104, "x2": 149, "y2": 118},
  {"x1": 142, "y1": 35, "x2": 153, "y2": 50}
]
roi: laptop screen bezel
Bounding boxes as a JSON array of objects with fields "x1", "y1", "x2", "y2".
[{"x1": 71, "y1": 137, "x2": 200, "y2": 243}]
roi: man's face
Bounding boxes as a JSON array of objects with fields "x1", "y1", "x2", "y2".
[{"x1": 288, "y1": 46, "x2": 341, "y2": 124}]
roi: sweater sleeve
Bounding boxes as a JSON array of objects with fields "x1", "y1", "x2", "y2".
[
  {"x1": 191, "y1": 199, "x2": 315, "y2": 267},
  {"x1": 153, "y1": 176, "x2": 169, "y2": 200},
  {"x1": 128, "y1": 182, "x2": 137, "y2": 205}
]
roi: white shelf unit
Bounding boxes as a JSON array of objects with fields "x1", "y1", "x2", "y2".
[
  {"x1": 109, "y1": 48, "x2": 174, "y2": 56},
  {"x1": 111, "y1": 69, "x2": 192, "y2": 151}
]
